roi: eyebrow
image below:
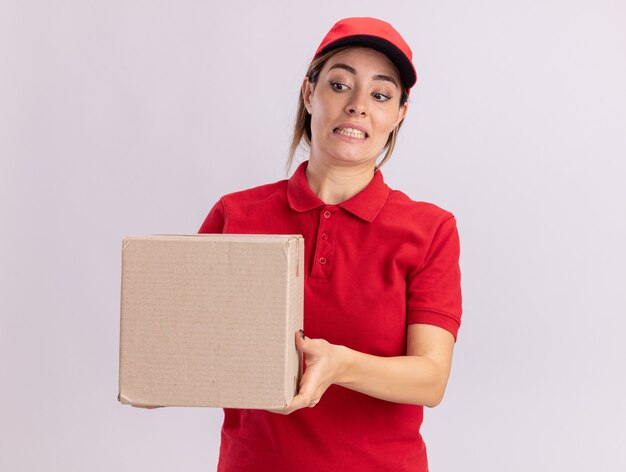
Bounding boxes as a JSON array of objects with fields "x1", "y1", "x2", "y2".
[{"x1": 328, "y1": 63, "x2": 399, "y2": 88}]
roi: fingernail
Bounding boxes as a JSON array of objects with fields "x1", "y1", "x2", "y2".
[{"x1": 299, "y1": 329, "x2": 305, "y2": 339}]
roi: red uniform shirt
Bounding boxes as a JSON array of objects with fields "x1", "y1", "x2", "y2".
[{"x1": 199, "y1": 161, "x2": 462, "y2": 472}]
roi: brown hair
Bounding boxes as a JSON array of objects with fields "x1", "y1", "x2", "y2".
[{"x1": 286, "y1": 47, "x2": 409, "y2": 174}]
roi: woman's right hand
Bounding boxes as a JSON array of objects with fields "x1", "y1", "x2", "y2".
[{"x1": 268, "y1": 330, "x2": 348, "y2": 415}]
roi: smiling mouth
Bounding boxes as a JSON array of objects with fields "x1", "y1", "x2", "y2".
[{"x1": 333, "y1": 127, "x2": 368, "y2": 139}]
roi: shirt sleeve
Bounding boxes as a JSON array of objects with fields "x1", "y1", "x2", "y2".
[
  {"x1": 406, "y1": 215, "x2": 462, "y2": 340},
  {"x1": 198, "y1": 199, "x2": 226, "y2": 234}
]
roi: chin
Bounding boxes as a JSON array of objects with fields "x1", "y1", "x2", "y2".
[
  {"x1": 334, "y1": 150, "x2": 381, "y2": 166},
  {"x1": 311, "y1": 141, "x2": 383, "y2": 167}
]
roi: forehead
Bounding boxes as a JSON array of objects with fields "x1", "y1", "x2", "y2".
[{"x1": 322, "y1": 47, "x2": 401, "y2": 80}]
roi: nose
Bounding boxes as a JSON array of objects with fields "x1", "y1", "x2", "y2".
[{"x1": 345, "y1": 90, "x2": 368, "y2": 116}]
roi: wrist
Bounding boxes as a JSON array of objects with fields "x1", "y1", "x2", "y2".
[{"x1": 333, "y1": 344, "x2": 355, "y2": 386}]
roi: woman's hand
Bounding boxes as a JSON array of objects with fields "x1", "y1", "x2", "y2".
[{"x1": 271, "y1": 331, "x2": 348, "y2": 415}]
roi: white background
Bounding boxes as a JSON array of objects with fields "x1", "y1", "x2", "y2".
[{"x1": 1, "y1": 1, "x2": 625, "y2": 470}]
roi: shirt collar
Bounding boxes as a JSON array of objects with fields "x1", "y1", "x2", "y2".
[{"x1": 287, "y1": 161, "x2": 390, "y2": 223}]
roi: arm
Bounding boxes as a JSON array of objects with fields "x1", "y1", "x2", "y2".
[{"x1": 279, "y1": 324, "x2": 455, "y2": 414}]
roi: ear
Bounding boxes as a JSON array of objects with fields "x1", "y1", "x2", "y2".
[
  {"x1": 301, "y1": 77, "x2": 314, "y2": 114},
  {"x1": 393, "y1": 102, "x2": 408, "y2": 130}
]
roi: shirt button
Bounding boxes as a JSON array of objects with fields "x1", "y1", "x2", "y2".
[
  {"x1": 321, "y1": 233, "x2": 328, "y2": 240},
  {"x1": 319, "y1": 257, "x2": 327, "y2": 265},
  {"x1": 323, "y1": 210, "x2": 332, "y2": 219}
]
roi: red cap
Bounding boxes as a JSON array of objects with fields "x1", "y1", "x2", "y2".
[{"x1": 314, "y1": 17, "x2": 417, "y2": 91}]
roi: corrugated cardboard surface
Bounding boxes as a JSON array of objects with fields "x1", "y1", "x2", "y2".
[{"x1": 119, "y1": 234, "x2": 304, "y2": 409}]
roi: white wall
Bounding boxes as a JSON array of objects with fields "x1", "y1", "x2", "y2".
[{"x1": 1, "y1": 1, "x2": 625, "y2": 470}]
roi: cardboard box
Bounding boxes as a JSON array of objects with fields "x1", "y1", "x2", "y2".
[{"x1": 118, "y1": 234, "x2": 304, "y2": 409}]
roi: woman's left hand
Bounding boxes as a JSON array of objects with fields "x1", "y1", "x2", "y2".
[{"x1": 272, "y1": 331, "x2": 347, "y2": 415}]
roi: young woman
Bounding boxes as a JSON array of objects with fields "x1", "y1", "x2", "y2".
[{"x1": 199, "y1": 17, "x2": 462, "y2": 472}]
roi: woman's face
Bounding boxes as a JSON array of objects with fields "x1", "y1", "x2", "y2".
[{"x1": 303, "y1": 47, "x2": 407, "y2": 168}]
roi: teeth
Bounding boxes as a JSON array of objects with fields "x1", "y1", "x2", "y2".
[{"x1": 335, "y1": 127, "x2": 366, "y2": 139}]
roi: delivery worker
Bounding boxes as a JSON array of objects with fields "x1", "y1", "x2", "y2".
[{"x1": 199, "y1": 17, "x2": 462, "y2": 472}]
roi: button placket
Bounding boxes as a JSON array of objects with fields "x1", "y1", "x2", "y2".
[{"x1": 311, "y1": 206, "x2": 337, "y2": 279}]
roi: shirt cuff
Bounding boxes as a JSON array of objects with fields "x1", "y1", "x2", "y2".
[{"x1": 407, "y1": 309, "x2": 461, "y2": 341}]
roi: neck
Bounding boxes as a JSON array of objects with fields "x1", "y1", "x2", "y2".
[{"x1": 305, "y1": 158, "x2": 376, "y2": 204}]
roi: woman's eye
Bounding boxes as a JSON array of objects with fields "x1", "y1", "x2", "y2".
[
  {"x1": 372, "y1": 92, "x2": 391, "y2": 102},
  {"x1": 331, "y1": 81, "x2": 348, "y2": 92}
]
